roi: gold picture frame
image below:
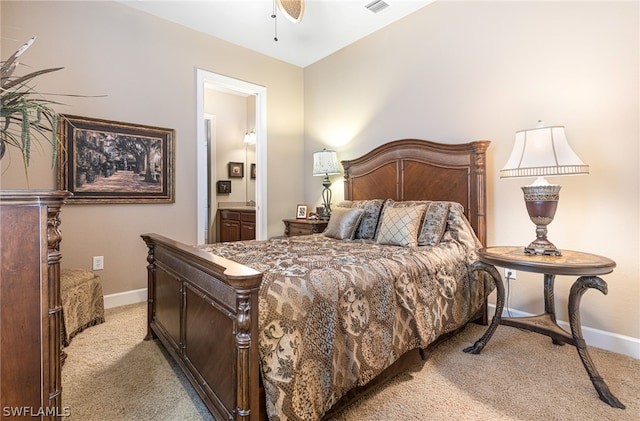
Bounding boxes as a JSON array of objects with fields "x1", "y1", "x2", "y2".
[{"x1": 57, "y1": 114, "x2": 175, "y2": 204}]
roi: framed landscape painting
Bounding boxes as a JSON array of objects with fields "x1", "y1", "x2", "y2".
[{"x1": 56, "y1": 115, "x2": 175, "y2": 204}]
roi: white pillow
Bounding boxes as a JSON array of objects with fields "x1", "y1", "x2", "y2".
[{"x1": 375, "y1": 205, "x2": 427, "y2": 247}]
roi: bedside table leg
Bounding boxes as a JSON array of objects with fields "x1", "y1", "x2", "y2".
[
  {"x1": 569, "y1": 276, "x2": 625, "y2": 409},
  {"x1": 464, "y1": 261, "x2": 504, "y2": 354},
  {"x1": 543, "y1": 274, "x2": 564, "y2": 346}
]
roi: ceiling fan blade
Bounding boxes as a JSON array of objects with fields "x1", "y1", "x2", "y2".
[{"x1": 276, "y1": 0, "x2": 304, "y2": 23}]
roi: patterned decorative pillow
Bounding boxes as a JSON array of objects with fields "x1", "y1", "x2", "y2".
[
  {"x1": 376, "y1": 199, "x2": 453, "y2": 246},
  {"x1": 418, "y1": 201, "x2": 451, "y2": 246},
  {"x1": 444, "y1": 202, "x2": 482, "y2": 249},
  {"x1": 375, "y1": 205, "x2": 427, "y2": 247},
  {"x1": 323, "y1": 207, "x2": 365, "y2": 240},
  {"x1": 337, "y1": 199, "x2": 384, "y2": 240}
]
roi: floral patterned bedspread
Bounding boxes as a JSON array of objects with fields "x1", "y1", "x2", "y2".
[{"x1": 200, "y1": 209, "x2": 492, "y2": 421}]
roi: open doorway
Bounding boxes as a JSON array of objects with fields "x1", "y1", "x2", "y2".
[{"x1": 196, "y1": 69, "x2": 267, "y2": 244}]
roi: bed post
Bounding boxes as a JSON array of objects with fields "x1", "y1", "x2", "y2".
[
  {"x1": 144, "y1": 242, "x2": 156, "y2": 341},
  {"x1": 235, "y1": 288, "x2": 259, "y2": 420},
  {"x1": 471, "y1": 140, "x2": 490, "y2": 247},
  {"x1": 470, "y1": 140, "x2": 491, "y2": 325}
]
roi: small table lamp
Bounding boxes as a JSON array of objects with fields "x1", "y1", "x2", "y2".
[
  {"x1": 312, "y1": 148, "x2": 340, "y2": 219},
  {"x1": 500, "y1": 121, "x2": 589, "y2": 256}
]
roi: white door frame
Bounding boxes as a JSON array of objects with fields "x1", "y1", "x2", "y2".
[
  {"x1": 203, "y1": 113, "x2": 215, "y2": 242},
  {"x1": 196, "y1": 69, "x2": 267, "y2": 243}
]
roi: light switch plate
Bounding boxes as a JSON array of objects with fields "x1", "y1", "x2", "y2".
[{"x1": 92, "y1": 256, "x2": 104, "y2": 270}]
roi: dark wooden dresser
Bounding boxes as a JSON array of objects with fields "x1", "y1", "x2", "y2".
[{"x1": 0, "y1": 190, "x2": 70, "y2": 420}]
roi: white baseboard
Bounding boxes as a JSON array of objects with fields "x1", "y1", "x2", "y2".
[
  {"x1": 103, "y1": 288, "x2": 147, "y2": 309},
  {"x1": 488, "y1": 304, "x2": 640, "y2": 359}
]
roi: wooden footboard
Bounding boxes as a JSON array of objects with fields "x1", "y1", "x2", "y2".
[{"x1": 142, "y1": 233, "x2": 263, "y2": 421}]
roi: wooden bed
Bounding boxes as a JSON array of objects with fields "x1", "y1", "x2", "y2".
[{"x1": 141, "y1": 138, "x2": 491, "y2": 421}]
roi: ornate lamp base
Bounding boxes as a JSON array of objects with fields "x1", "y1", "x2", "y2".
[
  {"x1": 522, "y1": 184, "x2": 562, "y2": 256},
  {"x1": 525, "y1": 237, "x2": 560, "y2": 256},
  {"x1": 320, "y1": 174, "x2": 332, "y2": 220}
]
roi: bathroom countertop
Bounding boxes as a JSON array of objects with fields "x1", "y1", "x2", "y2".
[{"x1": 218, "y1": 204, "x2": 256, "y2": 211}]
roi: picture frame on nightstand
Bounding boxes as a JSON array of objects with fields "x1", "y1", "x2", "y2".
[{"x1": 296, "y1": 204, "x2": 308, "y2": 219}]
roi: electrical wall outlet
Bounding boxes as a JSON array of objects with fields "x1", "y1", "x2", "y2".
[
  {"x1": 92, "y1": 256, "x2": 104, "y2": 271},
  {"x1": 504, "y1": 268, "x2": 516, "y2": 280}
]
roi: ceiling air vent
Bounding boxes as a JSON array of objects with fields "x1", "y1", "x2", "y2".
[{"x1": 365, "y1": 0, "x2": 390, "y2": 14}]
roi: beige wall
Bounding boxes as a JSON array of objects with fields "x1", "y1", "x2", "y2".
[
  {"x1": 1, "y1": 1, "x2": 305, "y2": 294},
  {"x1": 303, "y1": 1, "x2": 639, "y2": 340}
]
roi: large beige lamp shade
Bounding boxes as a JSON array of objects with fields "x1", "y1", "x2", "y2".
[{"x1": 501, "y1": 121, "x2": 589, "y2": 256}]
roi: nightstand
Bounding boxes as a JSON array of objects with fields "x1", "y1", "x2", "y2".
[
  {"x1": 464, "y1": 246, "x2": 624, "y2": 409},
  {"x1": 282, "y1": 218, "x2": 328, "y2": 237}
]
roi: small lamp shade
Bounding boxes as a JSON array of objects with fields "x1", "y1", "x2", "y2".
[
  {"x1": 312, "y1": 149, "x2": 340, "y2": 176},
  {"x1": 500, "y1": 124, "x2": 589, "y2": 179}
]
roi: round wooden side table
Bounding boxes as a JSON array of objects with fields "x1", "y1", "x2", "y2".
[{"x1": 463, "y1": 246, "x2": 625, "y2": 409}]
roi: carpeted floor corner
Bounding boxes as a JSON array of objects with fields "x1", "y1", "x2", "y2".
[
  {"x1": 62, "y1": 303, "x2": 213, "y2": 420},
  {"x1": 62, "y1": 302, "x2": 639, "y2": 420}
]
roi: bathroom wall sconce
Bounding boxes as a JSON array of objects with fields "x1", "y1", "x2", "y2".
[{"x1": 244, "y1": 130, "x2": 256, "y2": 144}]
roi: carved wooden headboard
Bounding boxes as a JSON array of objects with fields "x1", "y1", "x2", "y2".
[{"x1": 341, "y1": 139, "x2": 490, "y2": 245}]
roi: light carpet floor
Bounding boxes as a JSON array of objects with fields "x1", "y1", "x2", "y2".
[{"x1": 62, "y1": 302, "x2": 639, "y2": 420}]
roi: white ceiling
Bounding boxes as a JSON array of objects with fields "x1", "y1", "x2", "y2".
[{"x1": 119, "y1": 0, "x2": 434, "y2": 68}]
